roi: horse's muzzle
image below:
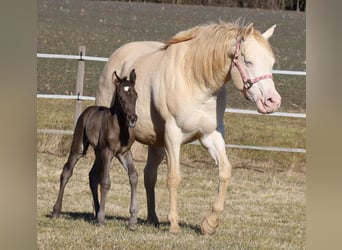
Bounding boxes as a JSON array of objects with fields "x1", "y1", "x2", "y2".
[{"x1": 127, "y1": 114, "x2": 138, "y2": 128}]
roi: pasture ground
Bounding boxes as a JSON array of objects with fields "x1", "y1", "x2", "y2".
[
  {"x1": 38, "y1": 152, "x2": 305, "y2": 249},
  {"x1": 37, "y1": 0, "x2": 306, "y2": 249}
]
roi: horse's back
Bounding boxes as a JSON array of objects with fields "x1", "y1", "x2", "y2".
[
  {"x1": 74, "y1": 106, "x2": 113, "y2": 148},
  {"x1": 96, "y1": 41, "x2": 164, "y2": 107}
]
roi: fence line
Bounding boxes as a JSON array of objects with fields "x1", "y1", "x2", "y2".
[
  {"x1": 37, "y1": 49, "x2": 306, "y2": 154},
  {"x1": 37, "y1": 53, "x2": 306, "y2": 76},
  {"x1": 37, "y1": 128, "x2": 306, "y2": 153},
  {"x1": 37, "y1": 94, "x2": 306, "y2": 118},
  {"x1": 37, "y1": 53, "x2": 108, "y2": 62}
]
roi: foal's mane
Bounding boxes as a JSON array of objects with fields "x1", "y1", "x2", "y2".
[{"x1": 163, "y1": 21, "x2": 272, "y2": 92}]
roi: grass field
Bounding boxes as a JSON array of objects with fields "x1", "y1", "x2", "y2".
[
  {"x1": 37, "y1": 0, "x2": 306, "y2": 248},
  {"x1": 37, "y1": 0, "x2": 305, "y2": 112},
  {"x1": 38, "y1": 152, "x2": 305, "y2": 249}
]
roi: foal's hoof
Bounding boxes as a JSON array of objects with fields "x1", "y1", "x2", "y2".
[
  {"x1": 52, "y1": 213, "x2": 60, "y2": 219},
  {"x1": 128, "y1": 223, "x2": 137, "y2": 231},
  {"x1": 200, "y1": 217, "x2": 217, "y2": 235},
  {"x1": 95, "y1": 219, "x2": 106, "y2": 226},
  {"x1": 52, "y1": 206, "x2": 61, "y2": 218},
  {"x1": 128, "y1": 217, "x2": 138, "y2": 231},
  {"x1": 146, "y1": 215, "x2": 160, "y2": 228},
  {"x1": 52, "y1": 211, "x2": 60, "y2": 218}
]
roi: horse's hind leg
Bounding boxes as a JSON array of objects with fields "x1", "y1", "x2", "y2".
[
  {"x1": 52, "y1": 152, "x2": 82, "y2": 217},
  {"x1": 89, "y1": 156, "x2": 101, "y2": 220},
  {"x1": 117, "y1": 150, "x2": 138, "y2": 230},
  {"x1": 52, "y1": 126, "x2": 88, "y2": 217},
  {"x1": 144, "y1": 146, "x2": 165, "y2": 227},
  {"x1": 95, "y1": 148, "x2": 113, "y2": 225}
]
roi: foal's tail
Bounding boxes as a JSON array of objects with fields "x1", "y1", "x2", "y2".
[{"x1": 70, "y1": 112, "x2": 90, "y2": 156}]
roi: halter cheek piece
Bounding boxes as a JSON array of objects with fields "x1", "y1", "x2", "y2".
[{"x1": 232, "y1": 39, "x2": 273, "y2": 100}]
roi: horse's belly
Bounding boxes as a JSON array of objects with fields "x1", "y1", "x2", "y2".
[
  {"x1": 180, "y1": 112, "x2": 218, "y2": 136},
  {"x1": 134, "y1": 108, "x2": 165, "y2": 147},
  {"x1": 134, "y1": 123, "x2": 164, "y2": 146}
]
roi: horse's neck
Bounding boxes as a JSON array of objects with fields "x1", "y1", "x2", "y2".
[
  {"x1": 179, "y1": 44, "x2": 233, "y2": 94},
  {"x1": 110, "y1": 93, "x2": 126, "y2": 128},
  {"x1": 110, "y1": 95, "x2": 133, "y2": 146}
]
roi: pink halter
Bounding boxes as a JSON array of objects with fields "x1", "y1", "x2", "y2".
[{"x1": 232, "y1": 39, "x2": 273, "y2": 99}]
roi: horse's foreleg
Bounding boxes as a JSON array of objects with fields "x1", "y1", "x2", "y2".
[
  {"x1": 164, "y1": 124, "x2": 183, "y2": 233},
  {"x1": 144, "y1": 146, "x2": 165, "y2": 227},
  {"x1": 117, "y1": 150, "x2": 138, "y2": 230},
  {"x1": 52, "y1": 152, "x2": 82, "y2": 217},
  {"x1": 199, "y1": 131, "x2": 232, "y2": 235},
  {"x1": 96, "y1": 148, "x2": 113, "y2": 225}
]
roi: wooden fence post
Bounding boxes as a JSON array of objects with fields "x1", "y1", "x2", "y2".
[{"x1": 74, "y1": 46, "x2": 86, "y2": 128}]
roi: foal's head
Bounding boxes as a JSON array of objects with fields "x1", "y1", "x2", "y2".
[{"x1": 112, "y1": 69, "x2": 138, "y2": 128}]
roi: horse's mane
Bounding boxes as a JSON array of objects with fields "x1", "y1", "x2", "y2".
[{"x1": 163, "y1": 21, "x2": 273, "y2": 92}]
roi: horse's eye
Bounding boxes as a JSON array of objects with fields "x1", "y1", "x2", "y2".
[{"x1": 244, "y1": 59, "x2": 253, "y2": 67}]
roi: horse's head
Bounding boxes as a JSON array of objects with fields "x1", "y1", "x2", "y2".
[
  {"x1": 112, "y1": 69, "x2": 138, "y2": 127},
  {"x1": 230, "y1": 24, "x2": 281, "y2": 114}
]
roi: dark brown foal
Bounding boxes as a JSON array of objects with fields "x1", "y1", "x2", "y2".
[{"x1": 52, "y1": 69, "x2": 139, "y2": 230}]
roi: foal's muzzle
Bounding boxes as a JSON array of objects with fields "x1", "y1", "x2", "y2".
[{"x1": 127, "y1": 114, "x2": 138, "y2": 128}]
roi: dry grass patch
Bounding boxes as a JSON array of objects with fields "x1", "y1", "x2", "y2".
[{"x1": 38, "y1": 152, "x2": 305, "y2": 249}]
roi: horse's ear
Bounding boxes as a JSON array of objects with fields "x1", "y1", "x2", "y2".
[
  {"x1": 129, "y1": 69, "x2": 136, "y2": 84},
  {"x1": 112, "y1": 71, "x2": 121, "y2": 86},
  {"x1": 262, "y1": 24, "x2": 276, "y2": 40},
  {"x1": 242, "y1": 23, "x2": 254, "y2": 40}
]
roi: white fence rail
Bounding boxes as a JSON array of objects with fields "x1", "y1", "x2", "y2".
[
  {"x1": 37, "y1": 53, "x2": 307, "y2": 76},
  {"x1": 37, "y1": 50, "x2": 306, "y2": 153}
]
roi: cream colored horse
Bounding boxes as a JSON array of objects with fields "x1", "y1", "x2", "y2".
[{"x1": 96, "y1": 22, "x2": 281, "y2": 235}]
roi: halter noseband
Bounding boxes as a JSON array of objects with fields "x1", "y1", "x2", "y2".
[{"x1": 232, "y1": 39, "x2": 273, "y2": 99}]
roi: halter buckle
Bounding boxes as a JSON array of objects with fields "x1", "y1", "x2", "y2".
[{"x1": 244, "y1": 79, "x2": 253, "y2": 89}]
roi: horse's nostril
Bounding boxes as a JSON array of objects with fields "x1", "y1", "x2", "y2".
[
  {"x1": 265, "y1": 95, "x2": 281, "y2": 110},
  {"x1": 128, "y1": 114, "x2": 138, "y2": 122},
  {"x1": 267, "y1": 97, "x2": 274, "y2": 104}
]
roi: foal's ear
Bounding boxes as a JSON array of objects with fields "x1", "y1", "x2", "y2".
[
  {"x1": 112, "y1": 71, "x2": 121, "y2": 85},
  {"x1": 129, "y1": 69, "x2": 136, "y2": 84},
  {"x1": 262, "y1": 24, "x2": 276, "y2": 40}
]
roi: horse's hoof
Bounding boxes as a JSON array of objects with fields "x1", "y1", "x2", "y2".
[
  {"x1": 52, "y1": 211, "x2": 60, "y2": 218},
  {"x1": 128, "y1": 223, "x2": 137, "y2": 231},
  {"x1": 128, "y1": 217, "x2": 138, "y2": 231},
  {"x1": 52, "y1": 206, "x2": 61, "y2": 218},
  {"x1": 200, "y1": 217, "x2": 217, "y2": 235},
  {"x1": 146, "y1": 216, "x2": 160, "y2": 228},
  {"x1": 169, "y1": 224, "x2": 181, "y2": 234},
  {"x1": 96, "y1": 219, "x2": 106, "y2": 226}
]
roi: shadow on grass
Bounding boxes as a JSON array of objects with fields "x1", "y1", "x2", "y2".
[{"x1": 46, "y1": 212, "x2": 202, "y2": 234}]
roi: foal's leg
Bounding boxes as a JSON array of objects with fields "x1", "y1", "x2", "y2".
[
  {"x1": 117, "y1": 150, "x2": 138, "y2": 230},
  {"x1": 53, "y1": 125, "x2": 89, "y2": 217},
  {"x1": 52, "y1": 152, "x2": 83, "y2": 217},
  {"x1": 199, "y1": 130, "x2": 232, "y2": 235},
  {"x1": 144, "y1": 146, "x2": 165, "y2": 227},
  {"x1": 96, "y1": 148, "x2": 113, "y2": 225},
  {"x1": 89, "y1": 155, "x2": 101, "y2": 220}
]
